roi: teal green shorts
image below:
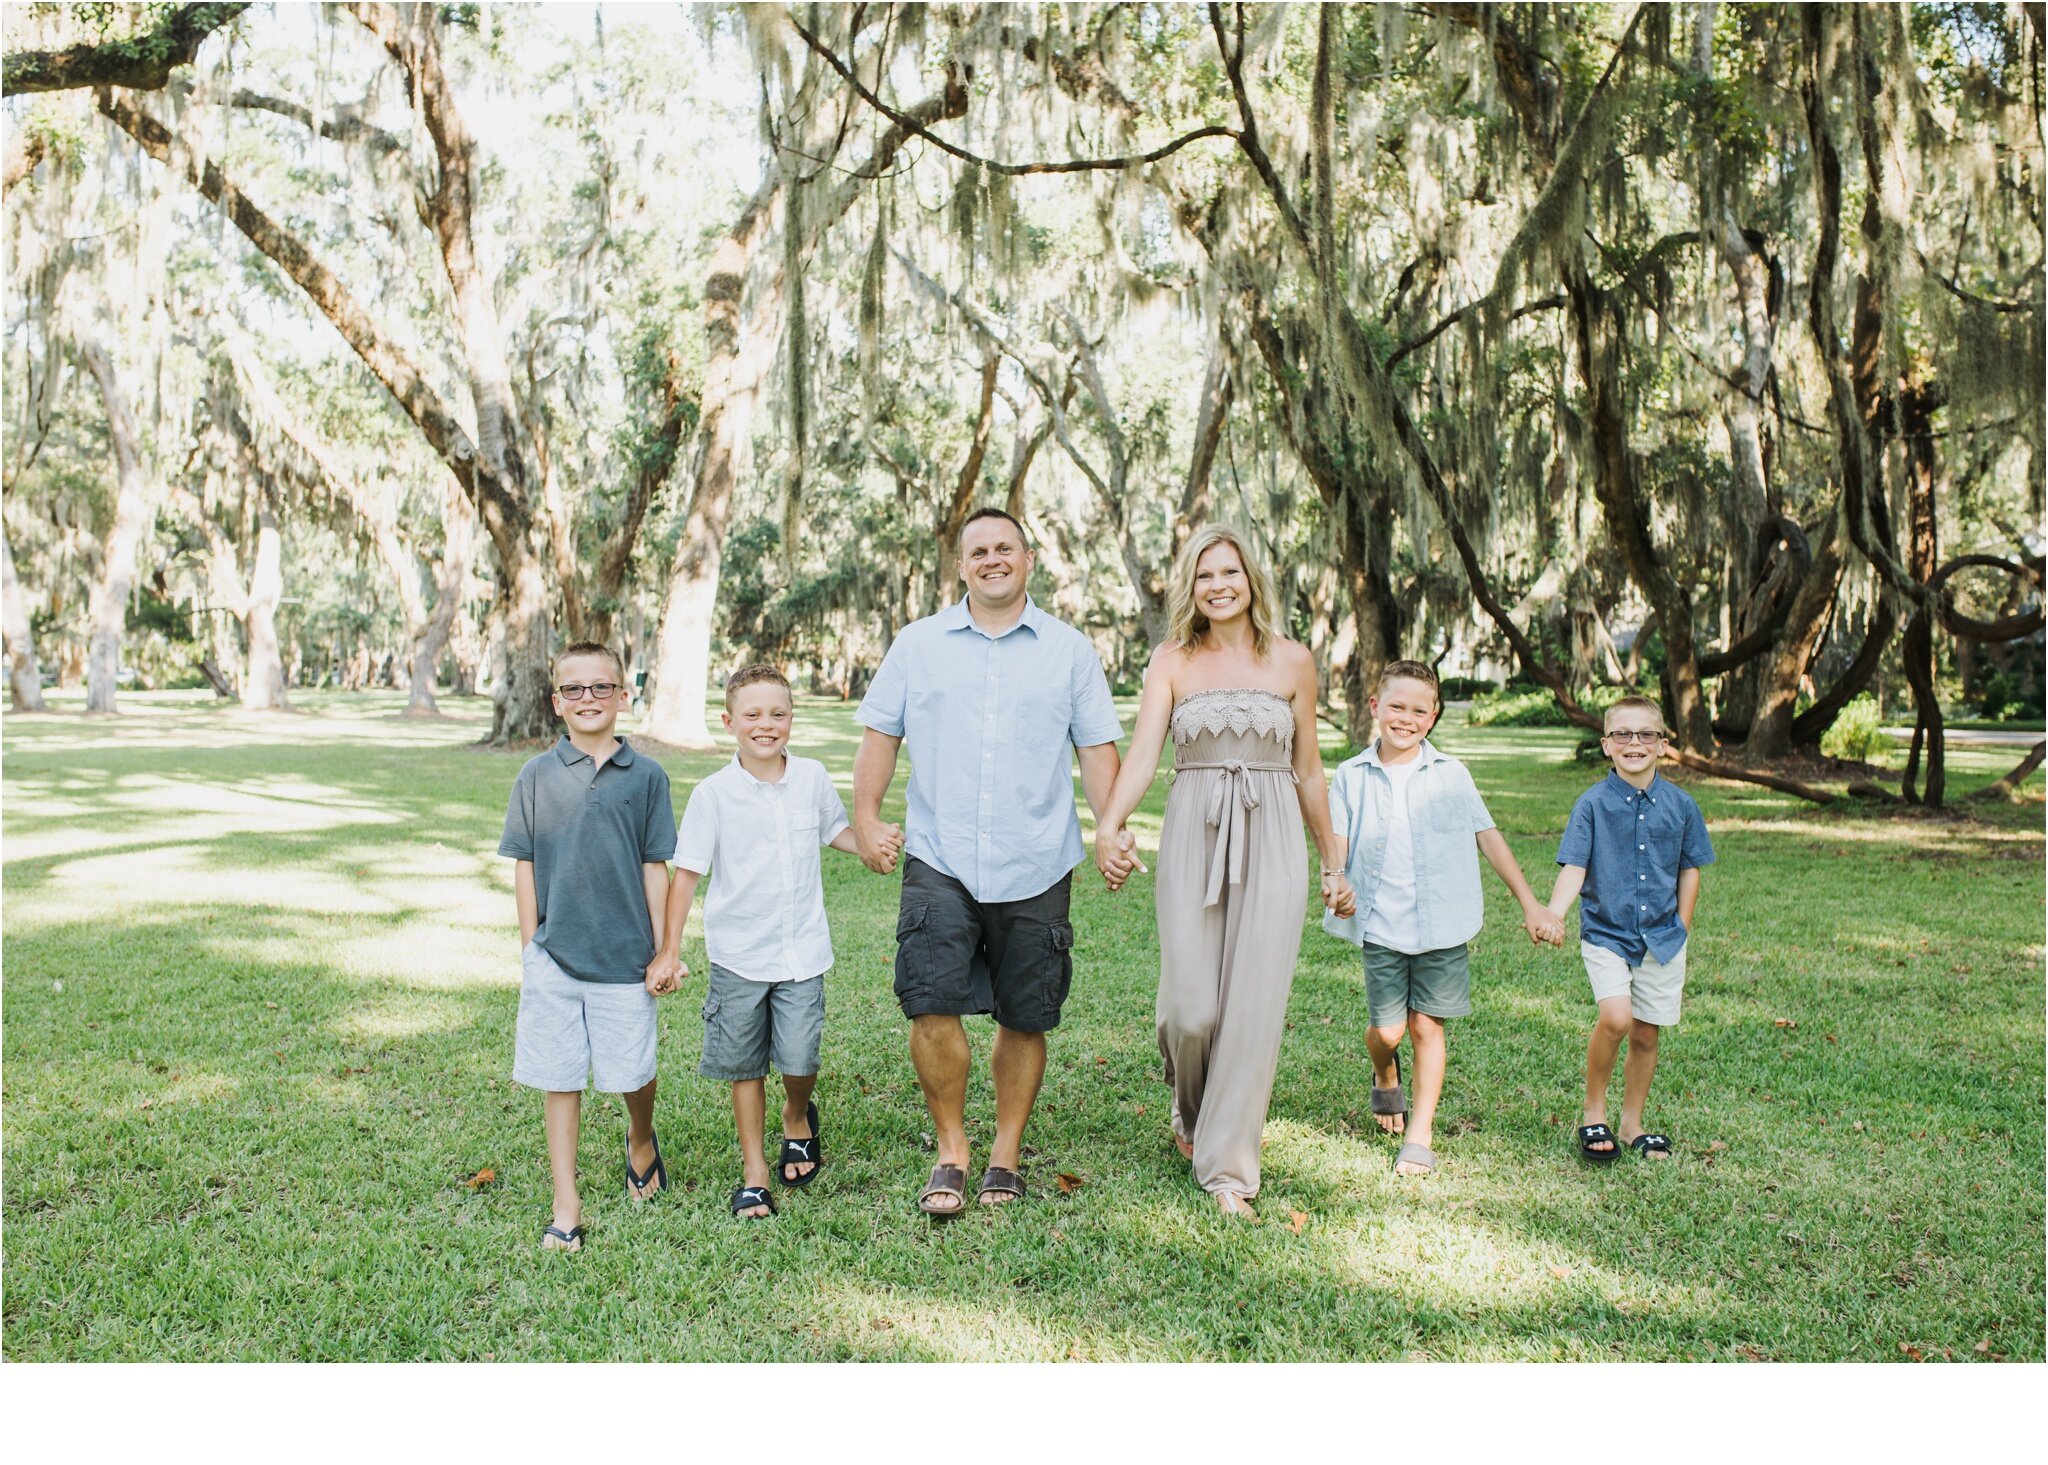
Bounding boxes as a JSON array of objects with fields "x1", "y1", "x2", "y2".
[{"x1": 1361, "y1": 942, "x2": 1472, "y2": 1027}]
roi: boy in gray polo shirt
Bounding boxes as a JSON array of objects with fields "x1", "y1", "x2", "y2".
[{"x1": 500, "y1": 641, "x2": 679, "y2": 1253}]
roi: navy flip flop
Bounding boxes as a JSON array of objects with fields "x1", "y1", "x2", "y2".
[{"x1": 626, "y1": 1130, "x2": 666, "y2": 1200}]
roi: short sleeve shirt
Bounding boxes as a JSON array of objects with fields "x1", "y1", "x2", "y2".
[
  {"x1": 857, "y1": 596, "x2": 1123, "y2": 902},
  {"x1": 1556, "y1": 771, "x2": 1715, "y2": 964},
  {"x1": 499, "y1": 736, "x2": 677, "y2": 983},
  {"x1": 1323, "y1": 738, "x2": 1495, "y2": 951},
  {"x1": 673, "y1": 753, "x2": 849, "y2": 983}
]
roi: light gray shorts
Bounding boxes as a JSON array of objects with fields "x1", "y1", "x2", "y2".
[
  {"x1": 1582, "y1": 940, "x2": 1687, "y2": 1027},
  {"x1": 700, "y1": 962, "x2": 825, "y2": 1081},
  {"x1": 512, "y1": 940, "x2": 658, "y2": 1093}
]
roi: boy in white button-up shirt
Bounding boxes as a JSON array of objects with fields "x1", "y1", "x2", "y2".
[{"x1": 659, "y1": 665, "x2": 895, "y2": 1219}]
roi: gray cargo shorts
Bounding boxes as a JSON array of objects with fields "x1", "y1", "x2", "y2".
[
  {"x1": 699, "y1": 962, "x2": 825, "y2": 1081},
  {"x1": 892, "y1": 857, "x2": 1074, "y2": 1033}
]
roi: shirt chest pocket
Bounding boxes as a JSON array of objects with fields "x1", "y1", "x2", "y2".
[
  {"x1": 1421, "y1": 781, "x2": 1467, "y2": 836},
  {"x1": 791, "y1": 809, "x2": 821, "y2": 844}
]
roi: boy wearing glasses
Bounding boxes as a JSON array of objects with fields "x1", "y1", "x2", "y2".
[
  {"x1": 1545, "y1": 695, "x2": 1715, "y2": 1163},
  {"x1": 500, "y1": 642, "x2": 679, "y2": 1251}
]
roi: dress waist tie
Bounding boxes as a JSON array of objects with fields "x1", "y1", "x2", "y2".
[{"x1": 1171, "y1": 758, "x2": 1297, "y2": 907}]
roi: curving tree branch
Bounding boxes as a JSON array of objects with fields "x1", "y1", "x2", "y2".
[{"x1": 4, "y1": 4, "x2": 247, "y2": 96}]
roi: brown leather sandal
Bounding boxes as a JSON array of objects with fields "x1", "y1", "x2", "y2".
[
  {"x1": 918, "y1": 1163, "x2": 969, "y2": 1218},
  {"x1": 977, "y1": 1166, "x2": 1026, "y2": 1206}
]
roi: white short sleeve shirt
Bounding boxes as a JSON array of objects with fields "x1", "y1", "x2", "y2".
[{"x1": 673, "y1": 753, "x2": 850, "y2": 983}]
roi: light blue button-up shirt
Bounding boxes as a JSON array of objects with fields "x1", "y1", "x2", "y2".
[
  {"x1": 1322, "y1": 737, "x2": 1495, "y2": 951},
  {"x1": 858, "y1": 596, "x2": 1123, "y2": 902},
  {"x1": 1556, "y1": 771, "x2": 1714, "y2": 965}
]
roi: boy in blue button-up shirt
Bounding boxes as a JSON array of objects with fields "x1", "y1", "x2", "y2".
[{"x1": 1546, "y1": 695, "x2": 1715, "y2": 1163}]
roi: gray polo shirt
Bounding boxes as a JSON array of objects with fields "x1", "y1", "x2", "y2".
[{"x1": 499, "y1": 735, "x2": 678, "y2": 983}]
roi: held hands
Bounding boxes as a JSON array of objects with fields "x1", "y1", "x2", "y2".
[
  {"x1": 643, "y1": 950, "x2": 687, "y2": 996},
  {"x1": 1320, "y1": 869, "x2": 1356, "y2": 918},
  {"x1": 857, "y1": 818, "x2": 905, "y2": 875},
  {"x1": 1522, "y1": 903, "x2": 1567, "y2": 947},
  {"x1": 1094, "y1": 826, "x2": 1146, "y2": 892}
]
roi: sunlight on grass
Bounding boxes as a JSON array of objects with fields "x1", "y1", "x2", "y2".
[
  {"x1": 45, "y1": 845, "x2": 404, "y2": 916},
  {"x1": 336, "y1": 996, "x2": 477, "y2": 1041},
  {"x1": 808, "y1": 1279, "x2": 1077, "y2": 1361}
]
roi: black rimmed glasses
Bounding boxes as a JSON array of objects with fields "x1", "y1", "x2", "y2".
[
  {"x1": 1602, "y1": 729, "x2": 1665, "y2": 745},
  {"x1": 556, "y1": 682, "x2": 621, "y2": 702}
]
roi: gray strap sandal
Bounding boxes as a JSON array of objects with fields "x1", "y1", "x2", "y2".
[
  {"x1": 1371, "y1": 1054, "x2": 1409, "y2": 1116},
  {"x1": 1394, "y1": 1142, "x2": 1437, "y2": 1174}
]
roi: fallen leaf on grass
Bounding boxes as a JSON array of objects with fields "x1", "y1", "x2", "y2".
[
  {"x1": 1320, "y1": 1016, "x2": 1333, "y2": 1024},
  {"x1": 1975, "y1": 1340, "x2": 1991, "y2": 1354},
  {"x1": 1773, "y1": 1018, "x2": 1797, "y2": 1029},
  {"x1": 1706, "y1": 1140, "x2": 1728, "y2": 1152},
  {"x1": 1133, "y1": 1104, "x2": 1147, "y2": 1116},
  {"x1": 463, "y1": 1168, "x2": 496, "y2": 1189},
  {"x1": 1899, "y1": 1342, "x2": 1924, "y2": 1361},
  {"x1": 1739, "y1": 1344, "x2": 1765, "y2": 1362},
  {"x1": 264, "y1": 1002, "x2": 279, "y2": 1010},
  {"x1": 1093, "y1": 1055, "x2": 1108, "y2": 1066},
  {"x1": 1286, "y1": 1211, "x2": 1308, "y2": 1234},
  {"x1": 1549, "y1": 1264, "x2": 1573, "y2": 1279},
  {"x1": 1825, "y1": 1033, "x2": 1838, "y2": 1044},
  {"x1": 1055, "y1": 1173, "x2": 1086, "y2": 1194}
]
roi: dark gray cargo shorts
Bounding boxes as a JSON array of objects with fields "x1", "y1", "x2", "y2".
[{"x1": 893, "y1": 857, "x2": 1074, "y2": 1033}]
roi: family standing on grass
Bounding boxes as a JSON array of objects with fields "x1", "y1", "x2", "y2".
[{"x1": 499, "y1": 509, "x2": 1715, "y2": 1252}]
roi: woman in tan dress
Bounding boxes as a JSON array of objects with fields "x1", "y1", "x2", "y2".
[{"x1": 1094, "y1": 526, "x2": 1354, "y2": 1219}]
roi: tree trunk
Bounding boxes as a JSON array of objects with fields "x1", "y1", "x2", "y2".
[
  {"x1": 935, "y1": 349, "x2": 1001, "y2": 600},
  {"x1": 99, "y1": 74, "x2": 554, "y2": 742},
  {"x1": 1569, "y1": 277, "x2": 1715, "y2": 753},
  {"x1": 2, "y1": 515, "x2": 47, "y2": 709},
  {"x1": 1747, "y1": 516, "x2": 1844, "y2": 758},
  {"x1": 643, "y1": 186, "x2": 784, "y2": 748},
  {"x1": 240, "y1": 499, "x2": 288, "y2": 710},
  {"x1": 78, "y1": 338, "x2": 155, "y2": 715},
  {"x1": 642, "y1": 70, "x2": 966, "y2": 745},
  {"x1": 1174, "y1": 333, "x2": 1233, "y2": 562},
  {"x1": 1898, "y1": 382, "x2": 1944, "y2": 804},
  {"x1": 404, "y1": 477, "x2": 472, "y2": 717}
]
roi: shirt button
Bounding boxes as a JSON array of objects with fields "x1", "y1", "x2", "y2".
[{"x1": 1639, "y1": 844, "x2": 1645, "y2": 851}]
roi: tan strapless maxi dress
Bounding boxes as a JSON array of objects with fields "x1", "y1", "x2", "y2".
[{"x1": 1154, "y1": 688, "x2": 1307, "y2": 1199}]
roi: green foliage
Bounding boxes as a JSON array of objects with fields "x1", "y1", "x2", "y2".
[
  {"x1": 1820, "y1": 695, "x2": 1887, "y2": 762},
  {"x1": 1977, "y1": 668, "x2": 2045, "y2": 724}
]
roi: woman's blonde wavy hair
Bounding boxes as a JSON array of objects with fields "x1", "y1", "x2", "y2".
[{"x1": 1165, "y1": 524, "x2": 1281, "y2": 658}]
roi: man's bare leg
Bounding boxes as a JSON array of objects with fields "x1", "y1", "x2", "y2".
[
  {"x1": 983, "y1": 1025, "x2": 1046, "y2": 1204},
  {"x1": 910, "y1": 1014, "x2": 971, "y2": 1212},
  {"x1": 543, "y1": 1090, "x2": 582, "y2": 1244},
  {"x1": 1616, "y1": 1019, "x2": 1665, "y2": 1156},
  {"x1": 622, "y1": 1077, "x2": 660, "y2": 1197}
]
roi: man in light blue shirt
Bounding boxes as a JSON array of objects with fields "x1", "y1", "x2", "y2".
[{"x1": 855, "y1": 508, "x2": 1124, "y2": 1216}]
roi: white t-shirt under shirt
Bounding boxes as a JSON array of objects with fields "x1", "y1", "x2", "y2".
[
  {"x1": 1362, "y1": 756, "x2": 1423, "y2": 954},
  {"x1": 673, "y1": 752, "x2": 850, "y2": 983}
]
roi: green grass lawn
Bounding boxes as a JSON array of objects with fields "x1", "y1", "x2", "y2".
[{"x1": 3, "y1": 690, "x2": 2041, "y2": 1361}]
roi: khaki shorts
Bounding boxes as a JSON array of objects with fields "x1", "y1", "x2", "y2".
[{"x1": 1582, "y1": 940, "x2": 1687, "y2": 1027}]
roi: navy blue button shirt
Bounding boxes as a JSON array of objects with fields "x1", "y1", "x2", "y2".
[{"x1": 1556, "y1": 771, "x2": 1714, "y2": 964}]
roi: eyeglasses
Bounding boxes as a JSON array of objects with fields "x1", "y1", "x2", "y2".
[
  {"x1": 556, "y1": 682, "x2": 620, "y2": 702},
  {"x1": 1602, "y1": 729, "x2": 1665, "y2": 745}
]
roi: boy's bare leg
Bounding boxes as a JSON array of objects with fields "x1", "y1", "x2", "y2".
[
  {"x1": 780, "y1": 1073, "x2": 819, "y2": 1181},
  {"x1": 543, "y1": 1090, "x2": 582, "y2": 1237},
  {"x1": 909, "y1": 1015, "x2": 971, "y2": 1212},
  {"x1": 984, "y1": 1025, "x2": 1046, "y2": 1202},
  {"x1": 1581, "y1": 996, "x2": 1634, "y2": 1154},
  {"x1": 1617, "y1": 1019, "x2": 1665, "y2": 1156},
  {"x1": 1364, "y1": 1023, "x2": 1408, "y2": 1135},
  {"x1": 622, "y1": 1078, "x2": 660, "y2": 1197},
  {"x1": 730, "y1": 1078, "x2": 772, "y2": 1216},
  {"x1": 1398, "y1": 1013, "x2": 1446, "y2": 1172}
]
